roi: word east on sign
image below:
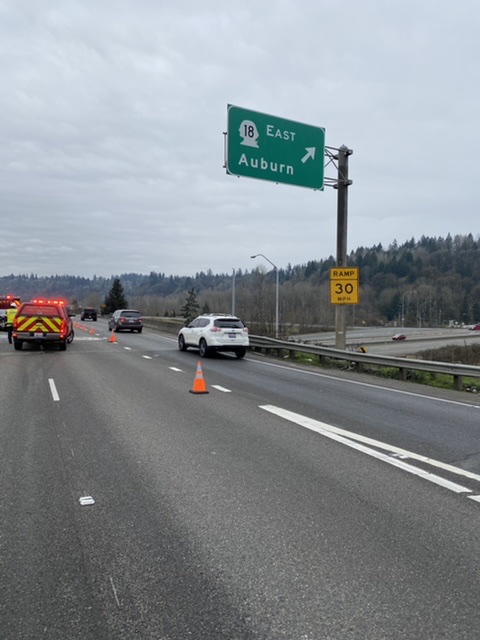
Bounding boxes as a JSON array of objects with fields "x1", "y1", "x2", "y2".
[{"x1": 226, "y1": 105, "x2": 325, "y2": 190}]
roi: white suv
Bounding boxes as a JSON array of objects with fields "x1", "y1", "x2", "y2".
[{"x1": 178, "y1": 314, "x2": 249, "y2": 358}]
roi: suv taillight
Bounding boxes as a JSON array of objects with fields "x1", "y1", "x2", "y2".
[
  {"x1": 60, "y1": 320, "x2": 67, "y2": 337},
  {"x1": 210, "y1": 327, "x2": 221, "y2": 332}
]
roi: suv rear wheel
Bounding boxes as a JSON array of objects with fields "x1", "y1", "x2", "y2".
[
  {"x1": 178, "y1": 335, "x2": 187, "y2": 351},
  {"x1": 235, "y1": 347, "x2": 246, "y2": 359},
  {"x1": 198, "y1": 338, "x2": 210, "y2": 358},
  {"x1": 13, "y1": 340, "x2": 23, "y2": 351}
]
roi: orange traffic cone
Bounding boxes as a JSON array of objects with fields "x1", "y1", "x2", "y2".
[
  {"x1": 190, "y1": 361, "x2": 209, "y2": 394},
  {"x1": 90, "y1": 327, "x2": 96, "y2": 334},
  {"x1": 108, "y1": 332, "x2": 117, "y2": 343}
]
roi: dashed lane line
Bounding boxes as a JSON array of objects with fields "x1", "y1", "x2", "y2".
[{"x1": 48, "y1": 378, "x2": 60, "y2": 401}]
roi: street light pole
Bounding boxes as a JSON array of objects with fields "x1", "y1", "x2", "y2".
[
  {"x1": 251, "y1": 253, "x2": 279, "y2": 338},
  {"x1": 401, "y1": 290, "x2": 416, "y2": 328}
]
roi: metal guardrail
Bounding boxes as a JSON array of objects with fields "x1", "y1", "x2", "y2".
[{"x1": 248, "y1": 335, "x2": 480, "y2": 392}]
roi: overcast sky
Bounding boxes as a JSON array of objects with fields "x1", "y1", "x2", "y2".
[{"x1": 1, "y1": 0, "x2": 479, "y2": 279}]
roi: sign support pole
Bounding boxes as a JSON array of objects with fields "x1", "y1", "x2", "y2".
[{"x1": 332, "y1": 145, "x2": 353, "y2": 349}]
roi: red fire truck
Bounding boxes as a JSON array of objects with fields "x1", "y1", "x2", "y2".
[{"x1": 0, "y1": 295, "x2": 21, "y2": 331}]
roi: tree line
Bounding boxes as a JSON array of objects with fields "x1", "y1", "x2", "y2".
[{"x1": 1, "y1": 233, "x2": 479, "y2": 335}]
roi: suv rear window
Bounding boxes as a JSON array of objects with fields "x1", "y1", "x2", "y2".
[
  {"x1": 120, "y1": 311, "x2": 141, "y2": 318},
  {"x1": 214, "y1": 318, "x2": 244, "y2": 329},
  {"x1": 20, "y1": 304, "x2": 59, "y2": 317}
]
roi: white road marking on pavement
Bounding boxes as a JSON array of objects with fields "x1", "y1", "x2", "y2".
[
  {"x1": 251, "y1": 359, "x2": 480, "y2": 409},
  {"x1": 212, "y1": 385, "x2": 232, "y2": 393},
  {"x1": 260, "y1": 404, "x2": 480, "y2": 484},
  {"x1": 142, "y1": 355, "x2": 152, "y2": 359},
  {"x1": 124, "y1": 347, "x2": 132, "y2": 350},
  {"x1": 169, "y1": 367, "x2": 182, "y2": 372},
  {"x1": 48, "y1": 378, "x2": 60, "y2": 401},
  {"x1": 260, "y1": 405, "x2": 474, "y2": 496}
]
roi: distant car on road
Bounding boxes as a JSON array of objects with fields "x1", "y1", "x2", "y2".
[
  {"x1": 108, "y1": 309, "x2": 143, "y2": 333},
  {"x1": 81, "y1": 307, "x2": 97, "y2": 321},
  {"x1": 468, "y1": 324, "x2": 480, "y2": 331},
  {"x1": 392, "y1": 333, "x2": 406, "y2": 341}
]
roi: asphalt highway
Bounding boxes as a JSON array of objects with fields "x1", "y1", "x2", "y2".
[{"x1": 2, "y1": 321, "x2": 480, "y2": 639}]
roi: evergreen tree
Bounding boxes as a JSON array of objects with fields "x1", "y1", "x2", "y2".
[
  {"x1": 181, "y1": 288, "x2": 200, "y2": 324},
  {"x1": 103, "y1": 277, "x2": 128, "y2": 314}
]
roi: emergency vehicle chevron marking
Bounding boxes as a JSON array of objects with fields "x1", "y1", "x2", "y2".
[{"x1": 15, "y1": 315, "x2": 62, "y2": 333}]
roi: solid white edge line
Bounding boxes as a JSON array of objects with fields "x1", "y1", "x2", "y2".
[
  {"x1": 260, "y1": 405, "x2": 472, "y2": 495},
  {"x1": 48, "y1": 378, "x2": 60, "y2": 402},
  {"x1": 251, "y1": 359, "x2": 480, "y2": 410},
  {"x1": 260, "y1": 404, "x2": 480, "y2": 484}
]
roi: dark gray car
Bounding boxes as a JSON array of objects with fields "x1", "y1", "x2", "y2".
[
  {"x1": 81, "y1": 307, "x2": 97, "y2": 321},
  {"x1": 108, "y1": 309, "x2": 143, "y2": 333}
]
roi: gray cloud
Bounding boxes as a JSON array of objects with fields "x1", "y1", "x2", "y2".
[{"x1": 1, "y1": 0, "x2": 479, "y2": 277}]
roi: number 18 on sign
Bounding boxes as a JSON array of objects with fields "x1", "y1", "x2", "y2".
[{"x1": 330, "y1": 268, "x2": 359, "y2": 305}]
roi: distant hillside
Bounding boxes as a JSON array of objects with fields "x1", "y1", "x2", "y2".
[{"x1": 2, "y1": 234, "x2": 479, "y2": 334}]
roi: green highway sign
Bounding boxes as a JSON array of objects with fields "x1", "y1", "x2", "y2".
[{"x1": 226, "y1": 104, "x2": 325, "y2": 190}]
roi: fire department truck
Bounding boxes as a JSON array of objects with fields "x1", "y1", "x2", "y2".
[
  {"x1": 12, "y1": 299, "x2": 74, "y2": 350},
  {"x1": 0, "y1": 295, "x2": 21, "y2": 331}
]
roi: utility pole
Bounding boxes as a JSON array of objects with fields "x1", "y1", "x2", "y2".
[{"x1": 333, "y1": 145, "x2": 352, "y2": 350}]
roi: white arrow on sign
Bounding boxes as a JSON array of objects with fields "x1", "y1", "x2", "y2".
[{"x1": 301, "y1": 147, "x2": 316, "y2": 163}]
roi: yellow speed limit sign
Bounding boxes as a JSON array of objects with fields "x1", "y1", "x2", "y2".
[{"x1": 330, "y1": 267, "x2": 359, "y2": 304}]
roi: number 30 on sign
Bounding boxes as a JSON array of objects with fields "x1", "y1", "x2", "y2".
[{"x1": 330, "y1": 268, "x2": 359, "y2": 304}]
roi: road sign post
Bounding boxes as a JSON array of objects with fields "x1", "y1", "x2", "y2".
[
  {"x1": 226, "y1": 105, "x2": 325, "y2": 190},
  {"x1": 332, "y1": 145, "x2": 353, "y2": 349}
]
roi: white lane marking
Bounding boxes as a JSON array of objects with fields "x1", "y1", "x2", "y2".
[
  {"x1": 212, "y1": 385, "x2": 232, "y2": 393},
  {"x1": 48, "y1": 378, "x2": 60, "y2": 401},
  {"x1": 468, "y1": 495, "x2": 480, "y2": 503},
  {"x1": 169, "y1": 367, "x2": 182, "y2": 372},
  {"x1": 260, "y1": 405, "x2": 474, "y2": 495},
  {"x1": 142, "y1": 355, "x2": 152, "y2": 359},
  {"x1": 261, "y1": 405, "x2": 480, "y2": 484},
  {"x1": 251, "y1": 359, "x2": 480, "y2": 409},
  {"x1": 124, "y1": 347, "x2": 132, "y2": 350}
]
